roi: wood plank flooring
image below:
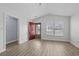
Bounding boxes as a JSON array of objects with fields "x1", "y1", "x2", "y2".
[{"x1": 0, "y1": 39, "x2": 79, "y2": 56}]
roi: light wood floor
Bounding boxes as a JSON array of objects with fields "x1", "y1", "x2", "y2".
[{"x1": 0, "y1": 39, "x2": 79, "y2": 56}]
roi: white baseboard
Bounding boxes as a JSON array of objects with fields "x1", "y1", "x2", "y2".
[
  {"x1": 18, "y1": 39, "x2": 28, "y2": 44},
  {"x1": 42, "y1": 39, "x2": 69, "y2": 42},
  {"x1": 70, "y1": 40, "x2": 79, "y2": 48},
  {"x1": 6, "y1": 39, "x2": 17, "y2": 44},
  {"x1": 0, "y1": 48, "x2": 6, "y2": 53}
]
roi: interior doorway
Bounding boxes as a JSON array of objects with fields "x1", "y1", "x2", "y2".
[
  {"x1": 6, "y1": 15, "x2": 19, "y2": 47},
  {"x1": 35, "y1": 23, "x2": 41, "y2": 39},
  {"x1": 29, "y1": 22, "x2": 36, "y2": 40},
  {"x1": 28, "y1": 22, "x2": 41, "y2": 40}
]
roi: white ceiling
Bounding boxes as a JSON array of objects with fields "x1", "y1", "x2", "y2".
[
  {"x1": 46, "y1": 3, "x2": 79, "y2": 16},
  {"x1": 18, "y1": 3, "x2": 79, "y2": 16},
  {"x1": 26, "y1": 3, "x2": 79, "y2": 17},
  {"x1": 0, "y1": 3, "x2": 79, "y2": 19}
]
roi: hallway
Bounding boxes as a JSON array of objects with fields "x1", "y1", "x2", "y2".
[{"x1": 0, "y1": 39, "x2": 79, "y2": 56}]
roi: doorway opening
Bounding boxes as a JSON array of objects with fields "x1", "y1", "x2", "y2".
[
  {"x1": 6, "y1": 15, "x2": 19, "y2": 48},
  {"x1": 35, "y1": 23, "x2": 41, "y2": 39},
  {"x1": 28, "y1": 22, "x2": 41, "y2": 40}
]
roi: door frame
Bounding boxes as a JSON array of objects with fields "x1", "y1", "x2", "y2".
[
  {"x1": 28, "y1": 22, "x2": 41, "y2": 40},
  {"x1": 28, "y1": 22, "x2": 36, "y2": 40},
  {"x1": 35, "y1": 23, "x2": 41, "y2": 39},
  {"x1": 4, "y1": 13, "x2": 19, "y2": 50}
]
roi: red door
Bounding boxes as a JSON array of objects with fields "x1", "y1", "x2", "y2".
[{"x1": 29, "y1": 22, "x2": 36, "y2": 40}]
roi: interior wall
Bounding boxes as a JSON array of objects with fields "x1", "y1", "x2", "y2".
[
  {"x1": 33, "y1": 14, "x2": 70, "y2": 41},
  {"x1": 0, "y1": 11, "x2": 4, "y2": 53},
  {"x1": 0, "y1": 3, "x2": 47, "y2": 53},
  {"x1": 0, "y1": 4, "x2": 28, "y2": 53},
  {"x1": 0, "y1": 3, "x2": 79, "y2": 53},
  {"x1": 71, "y1": 11, "x2": 79, "y2": 48}
]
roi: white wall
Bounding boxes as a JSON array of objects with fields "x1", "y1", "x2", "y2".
[
  {"x1": 0, "y1": 3, "x2": 47, "y2": 53},
  {"x1": 0, "y1": 3, "x2": 79, "y2": 53},
  {"x1": 0, "y1": 11, "x2": 5, "y2": 53},
  {"x1": 33, "y1": 14, "x2": 70, "y2": 41},
  {"x1": 71, "y1": 11, "x2": 79, "y2": 48}
]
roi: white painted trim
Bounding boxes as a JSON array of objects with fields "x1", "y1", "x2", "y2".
[
  {"x1": 53, "y1": 40, "x2": 69, "y2": 42},
  {"x1": 6, "y1": 40, "x2": 17, "y2": 44},
  {"x1": 0, "y1": 48, "x2": 6, "y2": 53},
  {"x1": 70, "y1": 40, "x2": 79, "y2": 48},
  {"x1": 19, "y1": 39, "x2": 28, "y2": 44},
  {"x1": 3, "y1": 12, "x2": 19, "y2": 51},
  {"x1": 42, "y1": 39, "x2": 69, "y2": 42}
]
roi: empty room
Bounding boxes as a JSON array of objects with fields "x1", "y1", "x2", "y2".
[{"x1": 0, "y1": 3, "x2": 79, "y2": 56}]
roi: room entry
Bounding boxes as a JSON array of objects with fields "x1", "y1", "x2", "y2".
[
  {"x1": 6, "y1": 15, "x2": 18, "y2": 45},
  {"x1": 29, "y1": 22, "x2": 41, "y2": 40},
  {"x1": 35, "y1": 23, "x2": 41, "y2": 39},
  {"x1": 29, "y1": 22, "x2": 36, "y2": 40}
]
